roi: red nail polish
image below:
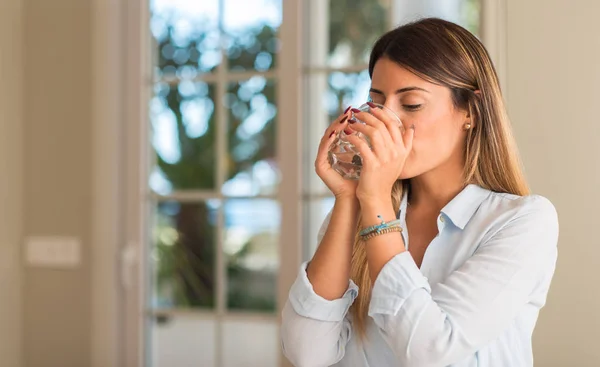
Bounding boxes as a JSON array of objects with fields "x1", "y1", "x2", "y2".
[
  {"x1": 329, "y1": 130, "x2": 336, "y2": 138},
  {"x1": 351, "y1": 108, "x2": 361, "y2": 113},
  {"x1": 348, "y1": 118, "x2": 356, "y2": 124},
  {"x1": 340, "y1": 115, "x2": 348, "y2": 124},
  {"x1": 367, "y1": 102, "x2": 376, "y2": 108},
  {"x1": 343, "y1": 106, "x2": 351, "y2": 114},
  {"x1": 344, "y1": 128, "x2": 353, "y2": 134}
]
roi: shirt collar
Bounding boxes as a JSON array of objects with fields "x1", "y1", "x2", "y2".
[
  {"x1": 441, "y1": 184, "x2": 491, "y2": 229},
  {"x1": 398, "y1": 184, "x2": 491, "y2": 230}
]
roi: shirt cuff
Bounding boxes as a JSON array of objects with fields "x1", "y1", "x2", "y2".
[
  {"x1": 368, "y1": 251, "x2": 431, "y2": 317},
  {"x1": 288, "y1": 261, "x2": 359, "y2": 322}
]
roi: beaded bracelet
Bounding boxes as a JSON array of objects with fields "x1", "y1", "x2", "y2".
[
  {"x1": 361, "y1": 226, "x2": 403, "y2": 241},
  {"x1": 359, "y1": 214, "x2": 402, "y2": 237}
]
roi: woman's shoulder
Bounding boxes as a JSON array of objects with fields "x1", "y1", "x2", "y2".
[
  {"x1": 479, "y1": 189, "x2": 558, "y2": 232},
  {"x1": 487, "y1": 190, "x2": 556, "y2": 214}
]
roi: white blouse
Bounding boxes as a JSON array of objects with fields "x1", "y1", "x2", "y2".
[{"x1": 281, "y1": 184, "x2": 559, "y2": 367}]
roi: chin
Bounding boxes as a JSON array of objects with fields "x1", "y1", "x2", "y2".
[
  {"x1": 397, "y1": 161, "x2": 420, "y2": 180},
  {"x1": 398, "y1": 172, "x2": 416, "y2": 180},
  {"x1": 398, "y1": 156, "x2": 422, "y2": 180},
  {"x1": 398, "y1": 169, "x2": 418, "y2": 180}
]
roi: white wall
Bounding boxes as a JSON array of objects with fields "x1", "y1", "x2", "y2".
[
  {"x1": 506, "y1": 1, "x2": 600, "y2": 366},
  {"x1": 0, "y1": 0, "x2": 23, "y2": 366}
]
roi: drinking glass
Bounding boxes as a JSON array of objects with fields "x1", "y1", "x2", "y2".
[{"x1": 327, "y1": 102, "x2": 404, "y2": 180}]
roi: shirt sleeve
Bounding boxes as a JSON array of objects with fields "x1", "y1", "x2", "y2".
[
  {"x1": 368, "y1": 195, "x2": 559, "y2": 367},
  {"x1": 281, "y1": 210, "x2": 359, "y2": 367}
]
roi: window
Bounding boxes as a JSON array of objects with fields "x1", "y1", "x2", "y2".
[
  {"x1": 148, "y1": 1, "x2": 282, "y2": 366},
  {"x1": 139, "y1": 1, "x2": 482, "y2": 366}
]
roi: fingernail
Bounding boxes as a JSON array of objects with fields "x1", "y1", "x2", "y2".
[
  {"x1": 351, "y1": 108, "x2": 361, "y2": 113},
  {"x1": 344, "y1": 128, "x2": 353, "y2": 134},
  {"x1": 366, "y1": 102, "x2": 376, "y2": 108},
  {"x1": 329, "y1": 130, "x2": 336, "y2": 138},
  {"x1": 343, "y1": 106, "x2": 351, "y2": 114},
  {"x1": 340, "y1": 115, "x2": 348, "y2": 124},
  {"x1": 348, "y1": 118, "x2": 356, "y2": 124}
]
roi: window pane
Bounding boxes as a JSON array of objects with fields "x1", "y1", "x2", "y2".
[
  {"x1": 461, "y1": 0, "x2": 481, "y2": 36},
  {"x1": 303, "y1": 71, "x2": 371, "y2": 195},
  {"x1": 151, "y1": 0, "x2": 221, "y2": 77},
  {"x1": 305, "y1": 0, "x2": 390, "y2": 68},
  {"x1": 151, "y1": 200, "x2": 219, "y2": 309},
  {"x1": 151, "y1": 314, "x2": 216, "y2": 367},
  {"x1": 325, "y1": 70, "x2": 371, "y2": 119},
  {"x1": 223, "y1": 0, "x2": 282, "y2": 71},
  {"x1": 391, "y1": 0, "x2": 481, "y2": 36},
  {"x1": 222, "y1": 320, "x2": 279, "y2": 367},
  {"x1": 223, "y1": 78, "x2": 279, "y2": 197},
  {"x1": 150, "y1": 82, "x2": 216, "y2": 193},
  {"x1": 304, "y1": 198, "x2": 335, "y2": 260},
  {"x1": 224, "y1": 199, "x2": 279, "y2": 312}
]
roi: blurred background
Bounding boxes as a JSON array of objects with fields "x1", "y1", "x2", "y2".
[{"x1": 0, "y1": 0, "x2": 598, "y2": 366}]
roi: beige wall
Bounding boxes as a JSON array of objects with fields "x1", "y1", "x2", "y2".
[
  {"x1": 0, "y1": 0, "x2": 23, "y2": 366},
  {"x1": 506, "y1": 1, "x2": 600, "y2": 366},
  {"x1": 22, "y1": 0, "x2": 92, "y2": 366}
]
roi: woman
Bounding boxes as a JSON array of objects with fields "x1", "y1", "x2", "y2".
[{"x1": 281, "y1": 18, "x2": 558, "y2": 367}]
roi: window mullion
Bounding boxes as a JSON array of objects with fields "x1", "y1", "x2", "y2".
[{"x1": 214, "y1": 1, "x2": 228, "y2": 366}]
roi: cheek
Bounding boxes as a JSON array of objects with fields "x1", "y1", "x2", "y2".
[
  {"x1": 401, "y1": 111, "x2": 443, "y2": 148},
  {"x1": 403, "y1": 111, "x2": 460, "y2": 162}
]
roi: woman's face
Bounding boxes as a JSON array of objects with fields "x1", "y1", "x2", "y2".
[{"x1": 369, "y1": 57, "x2": 471, "y2": 180}]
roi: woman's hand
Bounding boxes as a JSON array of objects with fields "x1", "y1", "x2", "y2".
[
  {"x1": 314, "y1": 110, "x2": 358, "y2": 200},
  {"x1": 346, "y1": 104, "x2": 415, "y2": 205}
]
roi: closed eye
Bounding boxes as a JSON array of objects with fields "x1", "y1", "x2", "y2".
[{"x1": 403, "y1": 104, "x2": 422, "y2": 111}]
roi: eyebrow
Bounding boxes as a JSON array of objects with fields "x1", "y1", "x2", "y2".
[{"x1": 369, "y1": 86, "x2": 430, "y2": 95}]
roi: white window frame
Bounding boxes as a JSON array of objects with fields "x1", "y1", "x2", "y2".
[{"x1": 90, "y1": 1, "x2": 506, "y2": 366}]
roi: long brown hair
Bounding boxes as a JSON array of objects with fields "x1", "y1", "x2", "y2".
[{"x1": 349, "y1": 17, "x2": 530, "y2": 337}]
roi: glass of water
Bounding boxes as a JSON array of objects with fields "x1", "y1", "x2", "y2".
[{"x1": 327, "y1": 103, "x2": 404, "y2": 180}]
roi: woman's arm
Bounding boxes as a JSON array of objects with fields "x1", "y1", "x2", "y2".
[
  {"x1": 359, "y1": 198, "x2": 406, "y2": 282},
  {"x1": 307, "y1": 197, "x2": 360, "y2": 299},
  {"x1": 281, "y1": 197, "x2": 361, "y2": 367},
  {"x1": 364, "y1": 195, "x2": 558, "y2": 366}
]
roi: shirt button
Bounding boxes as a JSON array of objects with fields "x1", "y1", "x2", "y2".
[{"x1": 439, "y1": 215, "x2": 444, "y2": 223}]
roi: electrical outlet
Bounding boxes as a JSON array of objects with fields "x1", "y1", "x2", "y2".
[{"x1": 25, "y1": 236, "x2": 81, "y2": 268}]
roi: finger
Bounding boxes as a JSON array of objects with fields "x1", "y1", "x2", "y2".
[
  {"x1": 345, "y1": 133, "x2": 377, "y2": 167},
  {"x1": 331, "y1": 107, "x2": 352, "y2": 128},
  {"x1": 354, "y1": 108, "x2": 386, "y2": 131},
  {"x1": 319, "y1": 126, "x2": 339, "y2": 151},
  {"x1": 402, "y1": 124, "x2": 415, "y2": 153},
  {"x1": 335, "y1": 106, "x2": 352, "y2": 124},
  {"x1": 315, "y1": 127, "x2": 339, "y2": 169},
  {"x1": 346, "y1": 121, "x2": 388, "y2": 156},
  {"x1": 317, "y1": 108, "x2": 352, "y2": 167},
  {"x1": 353, "y1": 111, "x2": 395, "y2": 148},
  {"x1": 321, "y1": 116, "x2": 349, "y2": 145},
  {"x1": 367, "y1": 103, "x2": 404, "y2": 144}
]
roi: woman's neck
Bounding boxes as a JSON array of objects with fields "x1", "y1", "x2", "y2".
[{"x1": 408, "y1": 167, "x2": 466, "y2": 213}]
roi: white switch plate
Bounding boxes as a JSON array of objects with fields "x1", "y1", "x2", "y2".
[{"x1": 25, "y1": 236, "x2": 81, "y2": 268}]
